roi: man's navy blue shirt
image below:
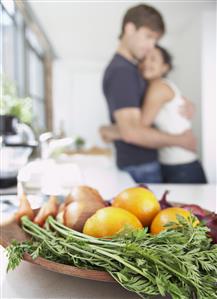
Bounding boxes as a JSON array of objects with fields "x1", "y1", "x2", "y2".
[{"x1": 103, "y1": 53, "x2": 158, "y2": 168}]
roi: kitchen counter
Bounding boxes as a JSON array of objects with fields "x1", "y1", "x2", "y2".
[
  {"x1": 0, "y1": 185, "x2": 17, "y2": 195},
  {"x1": 1, "y1": 183, "x2": 216, "y2": 299}
]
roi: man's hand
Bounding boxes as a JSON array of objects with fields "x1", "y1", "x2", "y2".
[
  {"x1": 177, "y1": 129, "x2": 197, "y2": 152},
  {"x1": 179, "y1": 97, "x2": 195, "y2": 120},
  {"x1": 99, "y1": 125, "x2": 120, "y2": 143}
]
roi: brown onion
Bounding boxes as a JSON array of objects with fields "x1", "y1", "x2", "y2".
[
  {"x1": 15, "y1": 193, "x2": 34, "y2": 223},
  {"x1": 34, "y1": 196, "x2": 58, "y2": 226},
  {"x1": 62, "y1": 186, "x2": 106, "y2": 231}
]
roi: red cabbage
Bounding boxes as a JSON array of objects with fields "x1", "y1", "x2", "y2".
[
  {"x1": 181, "y1": 204, "x2": 206, "y2": 218},
  {"x1": 159, "y1": 190, "x2": 173, "y2": 209},
  {"x1": 201, "y1": 212, "x2": 217, "y2": 244}
]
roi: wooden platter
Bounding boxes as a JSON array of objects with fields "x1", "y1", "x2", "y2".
[
  {"x1": 0, "y1": 215, "x2": 115, "y2": 282},
  {"x1": 0, "y1": 203, "x2": 212, "y2": 284}
]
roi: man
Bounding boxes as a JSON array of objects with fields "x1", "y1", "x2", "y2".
[{"x1": 101, "y1": 4, "x2": 195, "y2": 183}]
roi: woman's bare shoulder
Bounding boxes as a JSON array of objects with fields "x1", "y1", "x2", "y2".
[{"x1": 148, "y1": 79, "x2": 175, "y2": 102}]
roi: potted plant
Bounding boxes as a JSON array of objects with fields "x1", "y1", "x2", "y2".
[{"x1": 0, "y1": 75, "x2": 32, "y2": 125}]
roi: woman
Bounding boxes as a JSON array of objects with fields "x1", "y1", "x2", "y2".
[{"x1": 101, "y1": 46, "x2": 207, "y2": 184}]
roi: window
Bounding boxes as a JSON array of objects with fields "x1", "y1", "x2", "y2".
[
  {"x1": 1, "y1": 0, "x2": 17, "y2": 82},
  {"x1": 0, "y1": 0, "x2": 54, "y2": 134},
  {"x1": 26, "y1": 28, "x2": 46, "y2": 132}
]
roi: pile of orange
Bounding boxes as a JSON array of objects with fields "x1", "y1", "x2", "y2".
[
  {"x1": 112, "y1": 187, "x2": 160, "y2": 227},
  {"x1": 83, "y1": 186, "x2": 198, "y2": 238},
  {"x1": 150, "y1": 207, "x2": 196, "y2": 234},
  {"x1": 83, "y1": 206, "x2": 142, "y2": 238}
]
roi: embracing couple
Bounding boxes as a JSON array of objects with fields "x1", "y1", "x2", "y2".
[{"x1": 100, "y1": 4, "x2": 207, "y2": 184}]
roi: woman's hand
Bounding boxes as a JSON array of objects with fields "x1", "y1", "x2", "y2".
[
  {"x1": 177, "y1": 129, "x2": 197, "y2": 152},
  {"x1": 99, "y1": 125, "x2": 120, "y2": 143},
  {"x1": 179, "y1": 97, "x2": 195, "y2": 120}
]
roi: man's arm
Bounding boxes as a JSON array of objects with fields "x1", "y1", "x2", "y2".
[
  {"x1": 100, "y1": 125, "x2": 120, "y2": 143},
  {"x1": 113, "y1": 107, "x2": 196, "y2": 151}
]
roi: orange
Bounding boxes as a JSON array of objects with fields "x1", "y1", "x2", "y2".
[
  {"x1": 83, "y1": 207, "x2": 142, "y2": 238},
  {"x1": 112, "y1": 187, "x2": 160, "y2": 227},
  {"x1": 150, "y1": 207, "x2": 198, "y2": 235}
]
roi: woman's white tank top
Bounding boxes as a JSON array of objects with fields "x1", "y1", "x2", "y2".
[{"x1": 154, "y1": 79, "x2": 197, "y2": 165}]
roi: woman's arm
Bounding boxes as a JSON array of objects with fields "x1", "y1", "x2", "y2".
[{"x1": 141, "y1": 80, "x2": 174, "y2": 126}]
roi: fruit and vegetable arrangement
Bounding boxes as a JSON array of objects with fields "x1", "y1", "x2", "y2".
[{"x1": 5, "y1": 185, "x2": 217, "y2": 299}]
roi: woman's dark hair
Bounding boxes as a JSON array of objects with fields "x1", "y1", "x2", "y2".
[
  {"x1": 120, "y1": 4, "x2": 165, "y2": 39},
  {"x1": 155, "y1": 45, "x2": 173, "y2": 75}
]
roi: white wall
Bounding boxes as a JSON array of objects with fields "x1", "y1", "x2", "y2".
[
  {"x1": 53, "y1": 61, "x2": 110, "y2": 146},
  {"x1": 167, "y1": 17, "x2": 203, "y2": 158},
  {"x1": 201, "y1": 10, "x2": 216, "y2": 183}
]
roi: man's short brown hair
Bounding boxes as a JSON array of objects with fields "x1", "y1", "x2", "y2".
[{"x1": 120, "y1": 4, "x2": 165, "y2": 38}]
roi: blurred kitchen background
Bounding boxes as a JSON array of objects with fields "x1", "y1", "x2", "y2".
[{"x1": 0, "y1": 0, "x2": 216, "y2": 195}]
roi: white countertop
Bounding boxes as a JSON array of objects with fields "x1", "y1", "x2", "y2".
[{"x1": 1, "y1": 157, "x2": 216, "y2": 299}]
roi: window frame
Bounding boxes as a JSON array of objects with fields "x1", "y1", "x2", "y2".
[
  {"x1": 1, "y1": 0, "x2": 55, "y2": 133},
  {"x1": 1, "y1": 2, "x2": 18, "y2": 84}
]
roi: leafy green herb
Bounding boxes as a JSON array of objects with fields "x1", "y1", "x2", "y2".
[{"x1": 6, "y1": 215, "x2": 217, "y2": 299}]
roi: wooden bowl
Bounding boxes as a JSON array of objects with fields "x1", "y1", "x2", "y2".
[
  {"x1": 0, "y1": 214, "x2": 115, "y2": 282},
  {"x1": 0, "y1": 204, "x2": 212, "y2": 284}
]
